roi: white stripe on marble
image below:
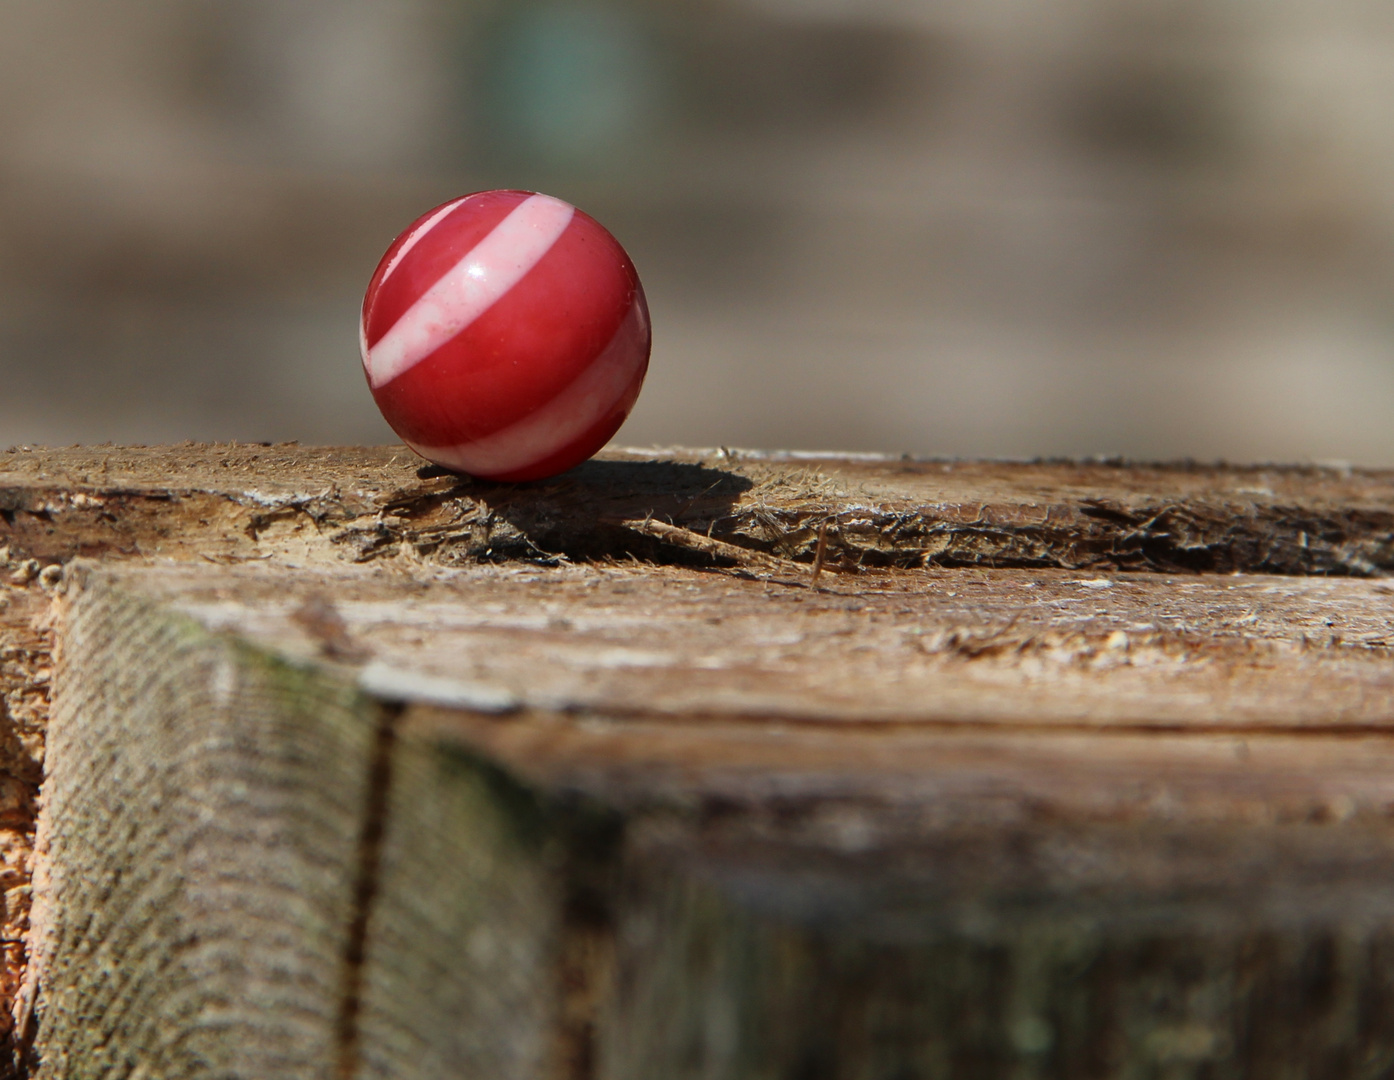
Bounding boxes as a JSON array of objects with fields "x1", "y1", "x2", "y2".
[
  {"x1": 376, "y1": 196, "x2": 468, "y2": 289},
  {"x1": 366, "y1": 193, "x2": 575, "y2": 389},
  {"x1": 408, "y1": 296, "x2": 647, "y2": 477}
]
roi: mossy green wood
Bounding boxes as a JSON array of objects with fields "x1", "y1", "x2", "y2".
[{"x1": 354, "y1": 741, "x2": 562, "y2": 1080}]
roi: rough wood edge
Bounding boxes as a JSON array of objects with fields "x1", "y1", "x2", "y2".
[{"x1": 28, "y1": 567, "x2": 385, "y2": 1079}]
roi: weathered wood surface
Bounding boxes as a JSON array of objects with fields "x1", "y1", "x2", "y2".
[
  {"x1": 5, "y1": 443, "x2": 1394, "y2": 575},
  {"x1": 138, "y1": 561, "x2": 1394, "y2": 730},
  {"x1": 4, "y1": 444, "x2": 1394, "y2": 1078},
  {"x1": 36, "y1": 562, "x2": 1394, "y2": 1079},
  {"x1": 50, "y1": 556, "x2": 1394, "y2": 913}
]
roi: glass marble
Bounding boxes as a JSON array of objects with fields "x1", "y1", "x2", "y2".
[{"x1": 361, "y1": 189, "x2": 650, "y2": 481}]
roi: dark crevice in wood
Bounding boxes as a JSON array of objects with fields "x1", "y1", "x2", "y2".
[
  {"x1": 715, "y1": 505, "x2": 1394, "y2": 577},
  {"x1": 13, "y1": 1022, "x2": 32, "y2": 1080},
  {"x1": 276, "y1": 488, "x2": 1394, "y2": 578},
  {"x1": 551, "y1": 799, "x2": 625, "y2": 1080},
  {"x1": 335, "y1": 701, "x2": 403, "y2": 1080}
]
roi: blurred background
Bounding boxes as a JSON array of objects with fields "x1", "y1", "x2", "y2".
[{"x1": 2, "y1": 0, "x2": 1393, "y2": 462}]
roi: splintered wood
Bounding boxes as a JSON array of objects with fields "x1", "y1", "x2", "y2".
[{"x1": 3, "y1": 444, "x2": 1394, "y2": 1078}]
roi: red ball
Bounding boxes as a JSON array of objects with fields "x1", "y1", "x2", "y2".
[{"x1": 360, "y1": 190, "x2": 650, "y2": 481}]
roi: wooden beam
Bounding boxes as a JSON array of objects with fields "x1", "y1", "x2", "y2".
[
  {"x1": 5, "y1": 444, "x2": 1394, "y2": 1076},
  {"x1": 28, "y1": 554, "x2": 1394, "y2": 1077}
]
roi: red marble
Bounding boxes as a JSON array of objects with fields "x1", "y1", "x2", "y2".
[{"x1": 361, "y1": 189, "x2": 650, "y2": 481}]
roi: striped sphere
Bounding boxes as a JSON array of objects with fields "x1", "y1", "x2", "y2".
[{"x1": 360, "y1": 190, "x2": 651, "y2": 481}]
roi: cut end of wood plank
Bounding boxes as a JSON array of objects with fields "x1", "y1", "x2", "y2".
[{"x1": 32, "y1": 574, "x2": 387, "y2": 1078}]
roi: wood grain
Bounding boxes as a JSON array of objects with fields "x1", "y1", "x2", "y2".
[
  {"x1": 4, "y1": 444, "x2": 1394, "y2": 576},
  {"x1": 34, "y1": 559, "x2": 1394, "y2": 1078},
  {"x1": 30, "y1": 571, "x2": 385, "y2": 1079},
  {"x1": 4, "y1": 444, "x2": 1394, "y2": 1078}
]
